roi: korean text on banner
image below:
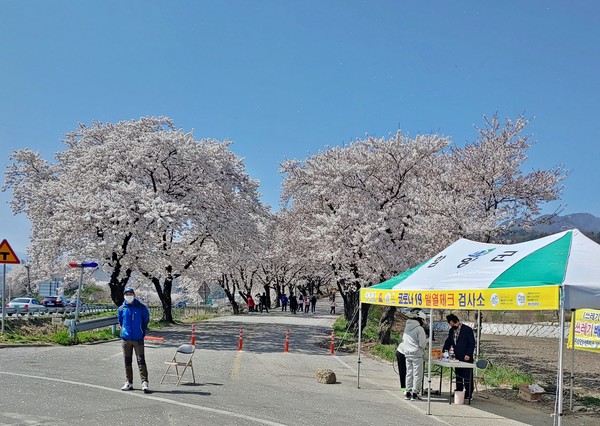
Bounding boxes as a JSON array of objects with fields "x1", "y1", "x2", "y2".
[
  {"x1": 360, "y1": 286, "x2": 560, "y2": 311},
  {"x1": 567, "y1": 309, "x2": 600, "y2": 353}
]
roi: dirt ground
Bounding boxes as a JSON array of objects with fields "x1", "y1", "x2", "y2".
[{"x1": 479, "y1": 334, "x2": 600, "y2": 419}]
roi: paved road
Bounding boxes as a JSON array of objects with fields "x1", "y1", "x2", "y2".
[{"x1": 0, "y1": 299, "x2": 555, "y2": 425}]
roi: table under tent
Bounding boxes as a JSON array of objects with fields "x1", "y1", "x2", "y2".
[{"x1": 358, "y1": 229, "x2": 600, "y2": 426}]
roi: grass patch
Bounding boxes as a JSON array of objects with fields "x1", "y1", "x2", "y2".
[
  {"x1": 332, "y1": 306, "x2": 400, "y2": 360},
  {"x1": 371, "y1": 343, "x2": 397, "y2": 361},
  {"x1": 476, "y1": 359, "x2": 534, "y2": 389},
  {"x1": 181, "y1": 313, "x2": 219, "y2": 323},
  {"x1": 579, "y1": 396, "x2": 600, "y2": 407}
]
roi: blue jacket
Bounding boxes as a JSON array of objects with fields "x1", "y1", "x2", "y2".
[{"x1": 118, "y1": 299, "x2": 150, "y2": 341}]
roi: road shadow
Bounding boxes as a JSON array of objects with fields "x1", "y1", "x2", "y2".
[{"x1": 150, "y1": 321, "x2": 335, "y2": 356}]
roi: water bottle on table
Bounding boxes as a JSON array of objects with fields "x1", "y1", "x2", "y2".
[{"x1": 449, "y1": 346, "x2": 455, "y2": 361}]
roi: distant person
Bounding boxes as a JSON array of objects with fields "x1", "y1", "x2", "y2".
[
  {"x1": 401, "y1": 310, "x2": 427, "y2": 401},
  {"x1": 118, "y1": 287, "x2": 150, "y2": 393},
  {"x1": 310, "y1": 294, "x2": 317, "y2": 314},
  {"x1": 289, "y1": 293, "x2": 298, "y2": 314},
  {"x1": 260, "y1": 292, "x2": 269, "y2": 313},
  {"x1": 303, "y1": 294, "x2": 310, "y2": 313},
  {"x1": 443, "y1": 313, "x2": 476, "y2": 400},
  {"x1": 298, "y1": 294, "x2": 304, "y2": 313},
  {"x1": 247, "y1": 294, "x2": 255, "y2": 312},
  {"x1": 396, "y1": 333, "x2": 407, "y2": 395},
  {"x1": 329, "y1": 294, "x2": 336, "y2": 315},
  {"x1": 256, "y1": 293, "x2": 262, "y2": 313},
  {"x1": 280, "y1": 293, "x2": 288, "y2": 311}
]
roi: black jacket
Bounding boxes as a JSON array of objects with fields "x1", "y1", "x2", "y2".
[{"x1": 443, "y1": 323, "x2": 475, "y2": 363}]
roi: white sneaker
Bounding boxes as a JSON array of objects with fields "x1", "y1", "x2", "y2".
[
  {"x1": 121, "y1": 382, "x2": 133, "y2": 391},
  {"x1": 142, "y1": 381, "x2": 149, "y2": 393}
]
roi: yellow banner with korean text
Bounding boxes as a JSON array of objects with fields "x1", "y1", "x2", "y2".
[
  {"x1": 567, "y1": 309, "x2": 600, "y2": 353},
  {"x1": 360, "y1": 285, "x2": 560, "y2": 311}
]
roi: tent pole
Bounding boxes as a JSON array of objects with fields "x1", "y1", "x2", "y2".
[
  {"x1": 569, "y1": 309, "x2": 575, "y2": 411},
  {"x1": 556, "y1": 290, "x2": 565, "y2": 426},
  {"x1": 427, "y1": 308, "x2": 433, "y2": 415},
  {"x1": 357, "y1": 300, "x2": 362, "y2": 389},
  {"x1": 476, "y1": 310, "x2": 481, "y2": 360}
]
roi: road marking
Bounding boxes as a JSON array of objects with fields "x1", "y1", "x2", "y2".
[
  {"x1": 231, "y1": 350, "x2": 242, "y2": 380},
  {"x1": 0, "y1": 371, "x2": 286, "y2": 426}
]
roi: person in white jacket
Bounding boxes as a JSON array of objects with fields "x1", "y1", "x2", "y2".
[{"x1": 399, "y1": 310, "x2": 427, "y2": 401}]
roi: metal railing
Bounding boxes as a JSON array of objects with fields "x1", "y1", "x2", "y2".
[
  {"x1": 64, "y1": 315, "x2": 119, "y2": 340},
  {"x1": 5, "y1": 304, "x2": 117, "y2": 319}
]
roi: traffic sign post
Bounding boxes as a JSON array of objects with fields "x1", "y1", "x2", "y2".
[
  {"x1": 68, "y1": 261, "x2": 98, "y2": 333},
  {"x1": 1, "y1": 239, "x2": 20, "y2": 335}
]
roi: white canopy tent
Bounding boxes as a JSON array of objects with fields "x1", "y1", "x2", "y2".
[{"x1": 358, "y1": 229, "x2": 600, "y2": 425}]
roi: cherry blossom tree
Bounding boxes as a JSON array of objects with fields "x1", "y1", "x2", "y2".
[
  {"x1": 429, "y1": 114, "x2": 566, "y2": 243},
  {"x1": 4, "y1": 117, "x2": 266, "y2": 321},
  {"x1": 281, "y1": 132, "x2": 449, "y2": 332},
  {"x1": 5, "y1": 265, "x2": 29, "y2": 298},
  {"x1": 281, "y1": 115, "x2": 566, "y2": 341}
]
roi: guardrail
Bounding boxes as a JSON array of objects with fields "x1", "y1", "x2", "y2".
[
  {"x1": 64, "y1": 316, "x2": 119, "y2": 340},
  {"x1": 5, "y1": 305, "x2": 117, "y2": 318}
]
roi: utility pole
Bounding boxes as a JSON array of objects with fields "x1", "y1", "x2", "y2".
[{"x1": 23, "y1": 261, "x2": 31, "y2": 295}]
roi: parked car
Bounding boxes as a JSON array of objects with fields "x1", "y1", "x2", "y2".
[
  {"x1": 68, "y1": 298, "x2": 85, "y2": 308},
  {"x1": 41, "y1": 296, "x2": 68, "y2": 307},
  {"x1": 6, "y1": 297, "x2": 48, "y2": 315}
]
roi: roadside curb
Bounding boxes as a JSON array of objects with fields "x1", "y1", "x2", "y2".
[{"x1": 0, "y1": 343, "x2": 55, "y2": 349}]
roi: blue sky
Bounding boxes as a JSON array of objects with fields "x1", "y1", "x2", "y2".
[{"x1": 2, "y1": 1, "x2": 599, "y2": 256}]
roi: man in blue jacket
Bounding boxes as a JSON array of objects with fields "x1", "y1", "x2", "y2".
[{"x1": 118, "y1": 287, "x2": 150, "y2": 393}]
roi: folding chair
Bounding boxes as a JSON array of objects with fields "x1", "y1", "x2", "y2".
[
  {"x1": 474, "y1": 359, "x2": 490, "y2": 398},
  {"x1": 160, "y1": 344, "x2": 196, "y2": 385}
]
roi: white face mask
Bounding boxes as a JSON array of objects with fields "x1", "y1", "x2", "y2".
[{"x1": 125, "y1": 295, "x2": 134, "y2": 304}]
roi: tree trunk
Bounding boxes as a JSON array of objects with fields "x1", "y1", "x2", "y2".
[
  {"x1": 341, "y1": 289, "x2": 369, "y2": 334},
  {"x1": 377, "y1": 306, "x2": 396, "y2": 344},
  {"x1": 273, "y1": 283, "x2": 282, "y2": 308},
  {"x1": 150, "y1": 275, "x2": 174, "y2": 323},
  {"x1": 107, "y1": 256, "x2": 133, "y2": 306},
  {"x1": 224, "y1": 288, "x2": 240, "y2": 314},
  {"x1": 263, "y1": 284, "x2": 271, "y2": 308},
  {"x1": 107, "y1": 236, "x2": 134, "y2": 306}
]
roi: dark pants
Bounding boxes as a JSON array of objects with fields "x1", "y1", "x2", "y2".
[
  {"x1": 396, "y1": 351, "x2": 407, "y2": 389},
  {"x1": 122, "y1": 339, "x2": 148, "y2": 384},
  {"x1": 455, "y1": 367, "x2": 474, "y2": 398}
]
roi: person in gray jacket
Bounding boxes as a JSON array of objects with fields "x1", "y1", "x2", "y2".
[{"x1": 399, "y1": 310, "x2": 427, "y2": 401}]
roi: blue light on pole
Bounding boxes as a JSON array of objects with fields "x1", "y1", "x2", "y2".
[{"x1": 68, "y1": 262, "x2": 98, "y2": 268}]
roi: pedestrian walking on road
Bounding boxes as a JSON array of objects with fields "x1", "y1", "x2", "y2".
[
  {"x1": 118, "y1": 287, "x2": 150, "y2": 393},
  {"x1": 310, "y1": 294, "x2": 317, "y2": 314},
  {"x1": 280, "y1": 293, "x2": 288, "y2": 311},
  {"x1": 303, "y1": 294, "x2": 310, "y2": 313},
  {"x1": 260, "y1": 292, "x2": 269, "y2": 313},
  {"x1": 247, "y1": 294, "x2": 256, "y2": 312},
  {"x1": 289, "y1": 293, "x2": 298, "y2": 314},
  {"x1": 329, "y1": 294, "x2": 336, "y2": 315},
  {"x1": 298, "y1": 294, "x2": 304, "y2": 313}
]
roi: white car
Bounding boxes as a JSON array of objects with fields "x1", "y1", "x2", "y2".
[{"x1": 6, "y1": 298, "x2": 48, "y2": 315}]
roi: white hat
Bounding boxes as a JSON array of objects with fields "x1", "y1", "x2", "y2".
[{"x1": 411, "y1": 310, "x2": 426, "y2": 320}]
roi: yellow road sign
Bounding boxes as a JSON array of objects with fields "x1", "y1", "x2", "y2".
[{"x1": 0, "y1": 239, "x2": 20, "y2": 264}]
